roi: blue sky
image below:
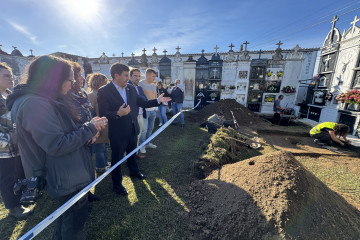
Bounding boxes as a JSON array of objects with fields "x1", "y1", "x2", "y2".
[{"x1": 1, "y1": 0, "x2": 360, "y2": 58}]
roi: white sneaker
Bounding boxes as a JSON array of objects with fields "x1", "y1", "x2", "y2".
[
  {"x1": 146, "y1": 143, "x2": 157, "y2": 149},
  {"x1": 140, "y1": 146, "x2": 146, "y2": 153},
  {"x1": 158, "y1": 123, "x2": 163, "y2": 127}
]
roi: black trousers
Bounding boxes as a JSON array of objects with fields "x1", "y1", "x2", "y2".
[
  {"x1": 0, "y1": 156, "x2": 24, "y2": 209},
  {"x1": 273, "y1": 113, "x2": 281, "y2": 125},
  {"x1": 52, "y1": 192, "x2": 89, "y2": 240},
  {"x1": 312, "y1": 132, "x2": 334, "y2": 145},
  {"x1": 110, "y1": 126, "x2": 139, "y2": 189}
]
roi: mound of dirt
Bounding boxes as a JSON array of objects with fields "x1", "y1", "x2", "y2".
[
  {"x1": 194, "y1": 127, "x2": 262, "y2": 179},
  {"x1": 186, "y1": 151, "x2": 360, "y2": 239},
  {"x1": 190, "y1": 99, "x2": 269, "y2": 128}
]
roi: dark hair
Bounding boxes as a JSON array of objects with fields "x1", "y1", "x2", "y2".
[
  {"x1": 130, "y1": 68, "x2": 140, "y2": 76},
  {"x1": 334, "y1": 124, "x2": 350, "y2": 137},
  {"x1": 110, "y1": 63, "x2": 129, "y2": 79},
  {"x1": 89, "y1": 73, "x2": 109, "y2": 91},
  {"x1": 146, "y1": 68, "x2": 156, "y2": 75},
  {"x1": 157, "y1": 81, "x2": 163, "y2": 88},
  {"x1": 278, "y1": 95, "x2": 284, "y2": 99},
  {"x1": 0, "y1": 62, "x2": 12, "y2": 72},
  {"x1": 20, "y1": 55, "x2": 72, "y2": 99}
]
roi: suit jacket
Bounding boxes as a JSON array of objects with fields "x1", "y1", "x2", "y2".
[
  {"x1": 97, "y1": 82, "x2": 159, "y2": 140},
  {"x1": 127, "y1": 80, "x2": 147, "y2": 118}
]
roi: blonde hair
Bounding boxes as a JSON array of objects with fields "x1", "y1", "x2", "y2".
[{"x1": 89, "y1": 73, "x2": 109, "y2": 91}]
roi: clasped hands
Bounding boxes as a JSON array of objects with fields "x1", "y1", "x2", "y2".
[{"x1": 88, "y1": 117, "x2": 108, "y2": 144}]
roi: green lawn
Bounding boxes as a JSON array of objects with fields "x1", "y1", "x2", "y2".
[{"x1": 0, "y1": 114, "x2": 211, "y2": 240}]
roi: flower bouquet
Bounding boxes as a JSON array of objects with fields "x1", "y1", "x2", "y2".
[
  {"x1": 335, "y1": 93, "x2": 346, "y2": 103},
  {"x1": 344, "y1": 89, "x2": 360, "y2": 105},
  {"x1": 267, "y1": 71, "x2": 273, "y2": 77},
  {"x1": 281, "y1": 86, "x2": 296, "y2": 94},
  {"x1": 277, "y1": 71, "x2": 283, "y2": 77}
]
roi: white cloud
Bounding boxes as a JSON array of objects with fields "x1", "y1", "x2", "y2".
[{"x1": 7, "y1": 20, "x2": 39, "y2": 45}]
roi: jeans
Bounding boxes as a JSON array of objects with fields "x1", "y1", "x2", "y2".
[
  {"x1": 172, "y1": 103, "x2": 184, "y2": 124},
  {"x1": 93, "y1": 143, "x2": 108, "y2": 169},
  {"x1": 158, "y1": 105, "x2": 168, "y2": 124},
  {"x1": 139, "y1": 110, "x2": 156, "y2": 145}
]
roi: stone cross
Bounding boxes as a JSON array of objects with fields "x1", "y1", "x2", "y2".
[
  {"x1": 228, "y1": 43, "x2": 235, "y2": 51},
  {"x1": 324, "y1": 55, "x2": 331, "y2": 71},
  {"x1": 293, "y1": 44, "x2": 300, "y2": 54},
  {"x1": 131, "y1": 52, "x2": 135, "y2": 58},
  {"x1": 351, "y1": 15, "x2": 360, "y2": 32},
  {"x1": 163, "y1": 49, "x2": 167, "y2": 56},
  {"x1": 112, "y1": 53, "x2": 115, "y2": 57},
  {"x1": 214, "y1": 45, "x2": 219, "y2": 53},
  {"x1": 153, "y1": 47, "x2": 157, "y2": 54},
  {"x1": 121, "y1": 52, "x2": 124, "y2": 57},
  {"x1": 142, "y1": 48, "x2": 147, "y2": 55},
  {"x1": 276, "y1": 40, "x2": 283, "y2": 49},
  {"x1": 30, "y1": 49, "x2": 33, "y2": 55},
  {"x1": 243, "y1": 41, "x2": 250, "y2": 51},
  {"x1": 176, "y1": 46, "x2": 181, "y2": 52},
  {"x1": 331, "y1": 15, "x2": 339, "y2": 31},
  {"x1": 258, "y1": 49, "x2": 263, "y2": 59},
  {"x1": 212, "y1": 68, "x2": 219, "y2": 79}
]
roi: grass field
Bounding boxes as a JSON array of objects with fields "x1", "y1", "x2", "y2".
[
  {"x1": 0, "y1": 114, "x2": 211, "y2": 240},
  {"x1": 1, "y1": 113, "x2": 360, "y2": 239}
]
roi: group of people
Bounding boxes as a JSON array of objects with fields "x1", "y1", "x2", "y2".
[
  {"x1": 0, "y1": 56, "x2": 176, "y2": 239},
  {"x1": 1, "y1": 55, "x2": 352, "y2": 239}
]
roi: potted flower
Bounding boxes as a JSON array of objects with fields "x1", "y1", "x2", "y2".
[
  {"x1": 267, "y1": 70, "x2": 273, "y2": 77},
  {"x1": 220, "y1": 85, "x2": 225, "y2": 90},
  {"x1": 277, "y1": 71, "x2": 283, "y2": 77},
  {"x1": 336, "y1": 93, "x2": 346, "y2": 109},
  {"x1": 336, "y1": 93, "x2": 346, "y2": 103},
  {"x1": 229, "y1": 85, "x2": 236, "y2": 90},
  {"x1": 344, "y1": 89, "x2": 360, "y2": 110},
  {"x1": 281, "y1": 86, "x2": 296, "y2": 94}
]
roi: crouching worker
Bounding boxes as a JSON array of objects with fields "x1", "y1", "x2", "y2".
[
  {"x1": 200, "y1": 112, "x2": 234, "y2": 133},
  {"x1": 6, "y1": 55, "x2": 107, "y2": 240},
  {"x1": 310, "y1": 122, "x2": 351, "y2": 147}
]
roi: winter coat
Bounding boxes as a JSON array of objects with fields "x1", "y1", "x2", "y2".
[
  {"x1": 171, "y1": 87, "x2": 184, "y2": 103},
  {"x1": 6, "y1": 90, "x2": 97, "y2": 198}
]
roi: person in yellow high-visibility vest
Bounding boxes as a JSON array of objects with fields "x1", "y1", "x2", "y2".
[{"x1": 309, "y1": 122, "x2": 351, "y2": 147}]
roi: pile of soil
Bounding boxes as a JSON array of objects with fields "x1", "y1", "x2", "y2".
[
  {"x1": 194, "y1": 127, "x2": 262, "y2": 179},
  {"x1": 190, "y1": 99, "x2": 269, "y2": 128},
  {"x1": 186, "y1": 151, "x2": 360, "y2": 239}
]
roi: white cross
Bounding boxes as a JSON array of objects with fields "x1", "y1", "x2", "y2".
[
  {"x1": 351, "y1": 16, "x2": 360, "y2": 32},
  {"x1": 212, "y1": 68, "x2": 219, "y2": 79},
  {"x1": 324, "y1": 55, "x2": 331, "y2": 71},
  {"x1": 214, "y1": 45, "x2": 219, "y2": 53}
]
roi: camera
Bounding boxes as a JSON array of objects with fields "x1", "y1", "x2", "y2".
[{"x1": 13, "y1": 177, "x2": 45, "y2": 206}]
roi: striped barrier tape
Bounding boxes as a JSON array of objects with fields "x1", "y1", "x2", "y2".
[{"x1": 20, "y1": 100, "x2": 200, "y2": 240}]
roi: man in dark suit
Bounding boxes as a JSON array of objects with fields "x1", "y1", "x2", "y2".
[{"x1": 98, "y1": 63, "x2": 170, "y2": 196}]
